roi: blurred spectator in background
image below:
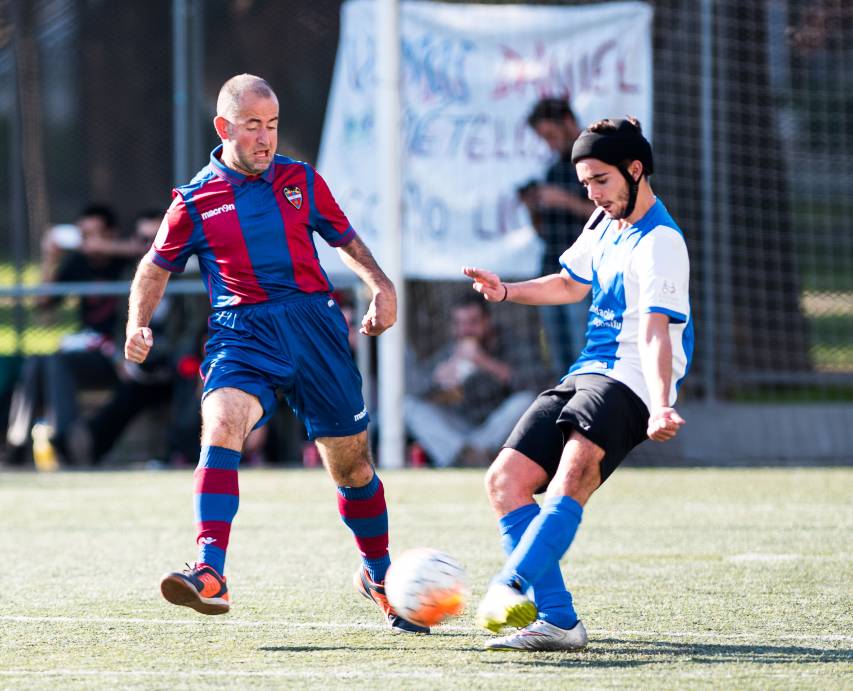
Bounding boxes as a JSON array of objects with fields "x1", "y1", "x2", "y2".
[
  {"x1": 404, "y1": 295, "x2": 537, "y2": 467},
  {"x1": 5, "y1": 205, "x2": 141, "y2": 465},
  {"x1": 62, "y1": 211, "x2": 204, "y2": 466},
  {"x1": 521, "y1": 98, "x2": 594, "y2": 377},
  {"x1": 787, "y1": 0, "x2": 853, "y2": 52}
]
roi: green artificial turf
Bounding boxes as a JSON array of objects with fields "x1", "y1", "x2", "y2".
[{"x1": 1, "y1": 467, "x2": 850, "y2": 689}]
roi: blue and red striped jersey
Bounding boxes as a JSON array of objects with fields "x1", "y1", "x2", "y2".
[{"x1": 148, "y1": 145, "x2": 355, "y2": 308}]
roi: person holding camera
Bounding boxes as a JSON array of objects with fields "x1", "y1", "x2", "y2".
[
  {"x1": 521, "y1": 98, "x2": 594, "y2": 377},
  {"x1": 404, "y1": 294, "x2": 539, "y2": 468}
]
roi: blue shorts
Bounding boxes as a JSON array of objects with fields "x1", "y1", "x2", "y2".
[{"x1": 201, "y1": 293, "x2": 369, "y2": 439}]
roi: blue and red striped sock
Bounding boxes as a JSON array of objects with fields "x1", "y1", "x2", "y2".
[
  {"x1": 337, "y1": 472, "x2": 391, "y2": 583},
  {"x1": 194, "y1": 445, "x2": 241, "y2": 576}
]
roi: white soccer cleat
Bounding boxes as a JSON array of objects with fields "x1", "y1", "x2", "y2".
[
  {"x1": 485, "y1": 619, "x2": 588, "y2": 651},
  {"x1": 476, "y1": 583, "x2": 538, "y2": 633}
]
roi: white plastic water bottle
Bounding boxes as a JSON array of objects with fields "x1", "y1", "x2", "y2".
[{"x1": 32, "y1": 420, "x2": 59, "y2": 472}]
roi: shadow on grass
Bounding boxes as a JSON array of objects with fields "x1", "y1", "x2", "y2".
[
  {"x1": 483, "y1": 638, "x2": 852, "y2": 669},
  {"x1": 257, "y1": 627, "x2": 475, "y2": 655},
  {"x1": 260, "y1": 646, "x2": 362, "y2": 653},
  {"x1": 259, "y1": 643, "x2": 485, "y2": 654}
]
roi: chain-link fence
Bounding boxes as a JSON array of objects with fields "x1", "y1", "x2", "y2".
[{"x1": 1, "y1": 0, "x2": 851, "y2": 465}]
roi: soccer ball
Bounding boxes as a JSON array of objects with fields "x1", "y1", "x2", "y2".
[{"x1": 385, "y1": 548, "x2": 469, "y2": 627}]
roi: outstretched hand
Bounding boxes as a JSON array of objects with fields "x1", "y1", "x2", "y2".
[
  {"x1": 462, "y1": 266, "x2": 505, "y2": 302},
  {"x1": 647, "y1": 407, "x2": 685, "y2": 442}
]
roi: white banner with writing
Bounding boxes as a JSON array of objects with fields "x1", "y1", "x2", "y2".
[{"x1": 317, "y1": 0, "x2": 652, "y2": 280}]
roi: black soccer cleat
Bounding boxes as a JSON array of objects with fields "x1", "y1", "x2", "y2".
[{"x1": 160, "y1": 563, "x2": 230, "y2": 615}]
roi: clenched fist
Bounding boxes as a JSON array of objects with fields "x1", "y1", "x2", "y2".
[{"x1": 125, "y1": 327, "x2": 154, "y2": 364}]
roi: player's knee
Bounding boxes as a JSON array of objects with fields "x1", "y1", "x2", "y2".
[
  {"x1": 202, "y1": 419, "x2": 247, "y2": 449},
  {"x1": 201, "y1": 409, "x2": 254, "y2": 448},
  {"x1": 483, "y1": 463, "x2": 502, "y2": 501},
  {"x1": 485, "y1": 461, "x2": 528, "y2": 514},
  {"x1": 333, "y1": 457, "x2": 372, "y2": 486},
  {"x1": 201, "y1": 389, "x2": 262, "y2": 445},
  {"x1": 317, "y1": 433, "x2": 373, "y2": 487}
]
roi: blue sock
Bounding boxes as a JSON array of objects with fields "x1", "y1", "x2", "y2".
[
  {"x1": 498, "y1": 496, "x2": 583, "y2": 590},
  {"x1": 499, "y1": 503, "x2": 578, "y2": 629}
]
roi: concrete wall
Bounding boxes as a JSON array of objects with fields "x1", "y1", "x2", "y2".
[{"x1": 627, "y1": 403, "x2": 853, "y2": 466}]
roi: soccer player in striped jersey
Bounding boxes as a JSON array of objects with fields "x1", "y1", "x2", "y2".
[
  {"x1": 124, "y1": 74, "x2": 427, "y2": 633},
  {"x1": 464, "y1": 117, "x2": 693, "y2": 650}
]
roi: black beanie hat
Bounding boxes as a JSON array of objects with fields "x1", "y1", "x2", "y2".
[{"x1": 571, "y1": 118, "x2": 654, "y2": 175}]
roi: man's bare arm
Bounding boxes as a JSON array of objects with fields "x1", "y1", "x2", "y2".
[
  {"x1": 125, "y1": 260, "x2": 171, "y2": 363},
  {"x1": 337, "y1": 234, "x2": 396, "y2": 336},
  {"x1": 463, "y1": 266, "x2": 590, "y2": 305},
  {"x1": 638, "y1": 312, "x2": 685, "y2": 441}
]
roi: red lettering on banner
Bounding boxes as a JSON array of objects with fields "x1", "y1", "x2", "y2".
[{"x1": 491, "y1": 39, "x2": 639, "y2": 101}]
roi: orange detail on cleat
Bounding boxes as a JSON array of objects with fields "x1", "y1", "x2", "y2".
[
  {"x1": 353, "y1": 568, "x2": 430, "y2": 634},
  {"x1": 197, "y1": 572, "x2": 222, "y2": 598},
  {"x1": 160, "y1": 563, "x2": 230, "y2": 616},
  {"x1": 354, "y1": 568, "x2": 393, "y2": 616}
]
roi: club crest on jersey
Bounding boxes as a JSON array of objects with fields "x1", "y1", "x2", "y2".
[{"x1": 282, "y1": 185, "x2": 302, "y2": 209}]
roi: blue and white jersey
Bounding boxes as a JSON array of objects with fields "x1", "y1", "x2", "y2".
[{"x1": 559, "y1": 199, "x2": 694, "y2": 410}]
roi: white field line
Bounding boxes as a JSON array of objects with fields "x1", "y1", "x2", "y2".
[
  {"x1": 0, "y1": 669, "x2": 439, "y2": 680},
  {"x1": 726, "y1": 553, "x2": 801, "y2": 562},
  {"x1": 1, "y1": 615, "x2": 851, "y2": 643},
  {"x1": 0, "y1": 668, "x2": 835, "y2": 681},
  {"x1": 602, "y1": 629, "x2": 853, "y2": 643}
]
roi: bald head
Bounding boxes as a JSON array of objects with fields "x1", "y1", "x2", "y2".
[
  {"x1": 213, "y1": 74, "x2": 279, "y2": 176},
  {"x1": 216, "y1": 74, "x2": 276, "y2": 121}
]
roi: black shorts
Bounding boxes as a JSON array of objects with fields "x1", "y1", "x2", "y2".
[{"x1": 503, "y1": 373, "x2": 649, "y2": 487}]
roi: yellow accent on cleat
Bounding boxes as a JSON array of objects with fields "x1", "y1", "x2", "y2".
[{"x1": 476, "y1": 583, "x2": 538, "y2": 633}]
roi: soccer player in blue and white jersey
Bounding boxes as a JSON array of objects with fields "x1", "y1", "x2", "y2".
[
  {"x1": 463, "y1": 117, "x2": 693, "y2": 650},
  {"x1": 124, "y1": 74, "x2": 428, "y2": 633}
]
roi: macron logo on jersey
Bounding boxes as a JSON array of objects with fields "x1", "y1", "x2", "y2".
[{"x1": 201, "y1": 202, "x2": 236, "y2": 220}]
